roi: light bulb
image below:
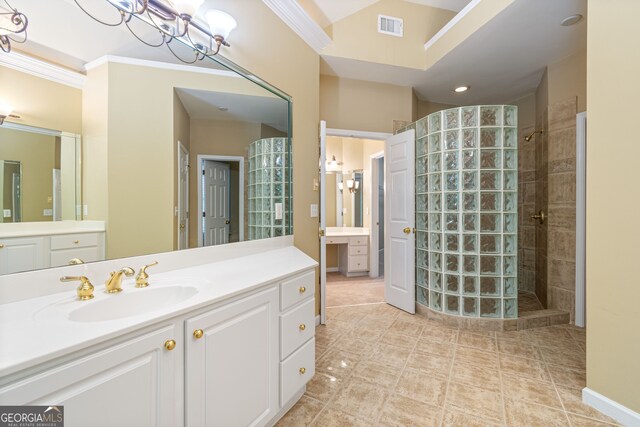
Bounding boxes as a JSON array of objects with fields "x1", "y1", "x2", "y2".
[
  {"x1": 355, "y1": 181, "x2": 360, "y2": 190},
  {"x1": 338, "y1": 182, "x2": 343, "y2": 191},
  {"x1": 330, "y1": 155, "x2": 338, "y2": 169},
  {"x1": 0, "y1": 102, "x2": 13, "y2": 117},
  {"x1": 205, "y1": 9, "x2": 237, "y2": 39},
  {"x1": 170, "y1": 0, "x2": 204, "y2": 17},
  {"x1": 347, "y1": 179, "x2": 354, "y2": 189}
]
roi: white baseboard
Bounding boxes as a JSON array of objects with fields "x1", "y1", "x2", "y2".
[
  {"x1": 583, "y1": 387, "x2": 640, "y2": 426},
  {"x1": 315, "y1": 315, "x2": 321, "y2": 326},
  {"x1": 326, "y1": 267, "x2": 339, "y2": 272}
]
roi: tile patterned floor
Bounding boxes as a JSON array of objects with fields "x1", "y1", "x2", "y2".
[
  {"x1": 276, "y1": 303, "x2": 619, "y2": 427},
  {"x1": 326, "y1": 272, "x2": 384, "y2": 308}
]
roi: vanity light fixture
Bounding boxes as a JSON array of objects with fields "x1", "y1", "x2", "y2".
[
  {"x1": 0, "y1": 0, "x2": 28, "y2": 53},
  {"x1": 454, "y1": 86, "x2": 469, "y2": 93},
  {"x1": 338, "y1": 182, "x2": 344, "y2": 192},
  {"x1": 0, "y1": 103, "x2": 19, "y2": 125},
  {"x1": 73, "y1": 0, "x2": 237, "y2": 62},
  {"x1": 327, "y1": 155, "x2": 342, "y2": 170},
  {"x1": 346, "y1": 179, "x2": 359, "y2": 193}
]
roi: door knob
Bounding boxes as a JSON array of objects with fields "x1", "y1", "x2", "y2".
[
  {"x1": 225, "y1": 220, "x2": 230, "y2": 225},
  {"x1": 530, "y1": 210, "x2": 545, "y2": 224},
  {"x1": 403, "y1": 227, "x2": 411, "y2": 234}
]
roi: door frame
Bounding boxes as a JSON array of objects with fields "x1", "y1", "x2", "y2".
[
  {"x1": 320, "y1": 127, "x2": 391, "y2": 324},
  {"x1": 576, "y1": 112, "x2": 587, "y2": 327},
  {"x1": 369, "y1": 151, "x2": 385, "y2": 278},
  {"x1": 177, "y1": 141, "x2": 189, "y2": 250},
  {"x1": 197, "y1": 154, "x2": 245, "y2": 247}
]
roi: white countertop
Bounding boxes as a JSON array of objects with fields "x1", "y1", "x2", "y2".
[
  {"x1": 0, "y1": 246, "x2": 316, "y2": 377},
  {"x1": 326, "y1": 227, "x2": 369, "y2": 237},
  {"x1": 0, "y1": 220, "x2": 105, "y2": 238}
]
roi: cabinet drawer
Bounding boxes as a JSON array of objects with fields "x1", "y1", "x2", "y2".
[
  {"x1": 348, "y1": 255, "x2": 368, "y2": 272},
  {"x1": 280, "y1": 338, "x2": 315, "y2": 407},
  {"x1": 280, "y1": 270, "x2": 314, "y2": 311},
  {"x1": 326, "y1": 236, "x2": 347, "y2": 245},
  {"x1": 349, "y1": 236, "x2": 368, "y2": 246},
  {"x1": 50, "y1": 247, "x2": 103, "y2": 267},
  {"x1": 50, "y1": 233, "x2": 100, "y2": 250},
  {"x1": 280, "y1": 298, "x2": 315, "y2": 358},
  {"x1": 348, "y1": 245, "x2": 368, "y2": 256}
]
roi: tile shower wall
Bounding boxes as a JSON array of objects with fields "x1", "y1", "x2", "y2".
[
  {"x1": 414, "y1": 106, "x2": 518, "y2": 319},
  {"x1": 248, "y1": 137, "x2": 290, "y2": 240},
  {"x1": 547, "y1": 97, "x2": 578, "y2": 321}
]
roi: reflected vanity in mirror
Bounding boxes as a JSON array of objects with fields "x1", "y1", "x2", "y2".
[{"x1": 0, "y1": 0, "x2": 292, "y2": 275}]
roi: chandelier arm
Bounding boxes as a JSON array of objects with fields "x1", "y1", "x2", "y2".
[
  {"x1": 145, "y1": 8, "x2": 177, "y2": 37},
  {"x1": 73, "y1": 0, "x2": 127, "y2": 27},
  {"x1": 185, "y1": 29, "x2": 209, "y2": 56},
  {"x1": 165, "y1": 38, "x2": 199, "y2": 64},
  {"x1": 124, "y1": 19, "x2": 166, "y2": 47}
]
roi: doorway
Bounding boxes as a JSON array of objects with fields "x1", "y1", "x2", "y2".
[
  {"x1": 197, "y1": 155, "x2": 244, "y2": 247},
  {"x1": 320, "y1": 129, "x2": 389, "y2": 315}
]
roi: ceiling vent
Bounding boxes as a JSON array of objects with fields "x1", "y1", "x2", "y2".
[{"x1": 378, "y1": 14, "x2": 403, "y2": 37}]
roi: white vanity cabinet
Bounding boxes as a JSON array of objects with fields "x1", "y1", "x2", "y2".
[
  {"x1": 0, "y1": 323, "x2": 181, "y2": 427},
  {"x1": 184, "y1": 286, "x2": 280, "y2": 427},
  {"x1": 0, "y1": 236, "x2": 46, "y2": 275},
  {"x1": 49, "y1": 232, "x2": 105, "y2": 267}
]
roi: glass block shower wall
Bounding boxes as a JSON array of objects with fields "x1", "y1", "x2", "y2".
[
  {"x1": 248, "y1": 137, "x2": 290, "y2": 240},
  {"x1": 415, "y1": 106, "x2": 518, "y2": 319}
]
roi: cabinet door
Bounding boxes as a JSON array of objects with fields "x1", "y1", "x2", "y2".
[
  {"x1": 0, "y1": 237, "x2": 46, "y2": 274},
  {"x1": 185, "y1": 286, "x2": 279, "y2": 427},
  {"x1": 0, "y1": 324, "x2": 180, "y2": 427}
]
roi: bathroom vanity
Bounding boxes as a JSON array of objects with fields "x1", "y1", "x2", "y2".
[
  {"x1": 326, "y1": 227, "x2": 370, "y2": 276},
  {"x1": 0, "y1": 221, "x2": 106, "y2": 275},
  {"x1": 0, "y1": 237, "x2": 316, "y2": 427}
]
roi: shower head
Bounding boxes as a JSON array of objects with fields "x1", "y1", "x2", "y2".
[{"x1": 524, "y1": 129, "x2": 543, "y2": 142}]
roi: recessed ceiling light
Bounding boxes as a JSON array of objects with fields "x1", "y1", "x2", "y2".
[
  {"x1": 561, "y1": 14, "x2": 583, "y2": 26},
  {"x1": 454, "y1": 86, "x2": 469, "y2": 93}
]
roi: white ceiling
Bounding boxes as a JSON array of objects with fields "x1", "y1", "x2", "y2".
[
  {"x1": 320, "y1": 0, "x2": 587, "y2": 104},
  {"x1": 175, "y1": 88, "x2": 289, "y2": 132}
]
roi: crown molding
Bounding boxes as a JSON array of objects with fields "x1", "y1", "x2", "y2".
[
  {"x1": 0, "y1": 52, "x2": 86, "y2": 89},
  {"x1": 262, "y1": 0, "x2": 331, "y2": 53},
  {"x1": 84, "y1": 55, "x2": 240, "y2": 78}
]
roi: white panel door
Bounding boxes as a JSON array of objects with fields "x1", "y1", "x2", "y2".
[
  {"x1": 319, "y1": 120, "x2": 327, "y2": 324},
  {"x1": 185, "y1": 287, "x2": 279, "y2": 427},
  {"x1": 0, "y1": 325, "x2": 180, "y2": 427},
  {"x1": 203, "y1": 160, "x2": 229, "y2": 246},
  {"x1": 384, "y1": 130, "x2": 416, "y2": 313}
]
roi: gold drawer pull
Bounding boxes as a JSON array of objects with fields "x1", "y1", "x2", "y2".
[
  {"x1": 73, "y1": 240, "x2": 79, "y2": 244},
  {"x1": 299, "y1": 286, "x2": 306, "y2": 293},
  {"x1": 0, "y1": 244, "x2": 4, "y2": 249},
  {"x1": 164, "y1": 339, "x2": 176, "y2": 351},
  {"x1": 299, "y1": 367, "x2": 306, "y2": 375},
  {"x1": 299, "y1": 324, "x2": 306, "y2": 331},
  {"x1": 193, "y1": 329, "x2": 204, "y2": 339}
]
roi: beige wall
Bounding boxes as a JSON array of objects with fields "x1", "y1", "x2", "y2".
[
  {"x1": 548, "y1": 49, "x2": 587, "y2": 113},
  {"x1": 321, "y1": 75, "x2": 413, "y2": 133},
  {"x1": 586, "y1": 0, "x2": 640, "y2": 413},
  {"x1": 322, "y1": 0, "x2": 455, "y2": 70},
  {"x1": 0, "y1": 128, "x2": 56, "y2": 222},
  {"x1": 0, "y1": 65, "x2": 82, "y2": 134}
]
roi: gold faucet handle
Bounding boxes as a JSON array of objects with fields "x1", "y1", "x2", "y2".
[
  {"x1": 136, "y1": 261, "x2": 158, "y2": 288},
  {"x1": 60, "y1": 276, "x2": 95, "y2": 301}
]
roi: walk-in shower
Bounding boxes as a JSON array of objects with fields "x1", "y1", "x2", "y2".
[{"x1": 412, "y1": 105, "x2": 519, "y2": 319}]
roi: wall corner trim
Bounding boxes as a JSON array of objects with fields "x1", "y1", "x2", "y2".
[
  {"x1": 582, "y1": 387, "x2": 640, "y2": 426},
  {"x1": 262, "y1": 0, "x2": 331, "y2": 53},
  {"x1": 84, "y1": 55, "x2": 239, "y2": 78},
  {"x1": 423, "y1": 0, "x2": 483, "y2": 51},
  {"x1": 0, "y1": 52, "x2": 86, "y2": 89}
]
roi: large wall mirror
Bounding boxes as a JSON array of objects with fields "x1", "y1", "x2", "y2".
[{"x1": 0, "y1": 0, "x2": 292, "y2": 275}]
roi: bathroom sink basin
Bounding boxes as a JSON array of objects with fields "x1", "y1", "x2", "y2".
[{"x1": 69, "y1": 286, "x2": 199, "y2": 322}]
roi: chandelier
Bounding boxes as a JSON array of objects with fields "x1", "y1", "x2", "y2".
[
  {"x1": 74, "y1": 0, "x2": 237, "y2": 63},
  {"x1": 0, "y1": 1, "x2": 28, "y2": 53}
]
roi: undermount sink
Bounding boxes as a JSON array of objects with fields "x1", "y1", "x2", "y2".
[
  {"x1": 69, "y1": 286, "x2": 199, "y2": 322},
  {"x1": 34, "y1": 285, "x2": 200, "y2": 323}
]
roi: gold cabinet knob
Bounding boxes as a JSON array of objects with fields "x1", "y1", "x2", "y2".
[
  {"x1": 0, "y1": 243, "x2": 4, "y2": 249},
  {"x1": 164, "y1": 339, "x2": 177, "y2": 351},
  {"x1": 299, "y1": 286, "x2": 306, "y2": 293},
  {"x1": 299, "y1": 324, "x2": 306, "y2": 331},
  {"x1": 74, "y1": 240, "x2": 79, "y2": 244},
  {"x1": 299, "y1": 367, "x2": 306, "y2": 375},
  {"x1": 403, "y1": 227, "x2": 411, "y2": 234},
  {"x1": 193, "y1": 329, "x2": 204, "y2": 339}
]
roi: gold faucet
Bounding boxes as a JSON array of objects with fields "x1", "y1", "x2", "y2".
[
  {"x1": 60, "y1": 276, "x2": 95, "y2": 301},
  {"x1": 105, "y1": 267, "x2": 135, "y2": 293},
  {"x1": 135, "y1": 261, "x2": 158, "y2": 288}
]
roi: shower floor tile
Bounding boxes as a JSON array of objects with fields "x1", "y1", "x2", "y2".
[{"x1": 275, "y1": 303, "x2": 621, "y2": 427}]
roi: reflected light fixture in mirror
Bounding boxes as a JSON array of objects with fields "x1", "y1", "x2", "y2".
[
  {"x1": 338, "y1": 182, "x2": 344, "y2": 192},
  {"x1": 346, "y1": 179, "x2": 359, "y2": 193},
  {"x1": 73, "y1": 0, "x2": 236, "y2": 60},
  {"x1": 0, "y1": 102, "x2": 19, "y2": 125},
  {"x1": 0, "y1": 0, "x2": 28, "y2": 53}
]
